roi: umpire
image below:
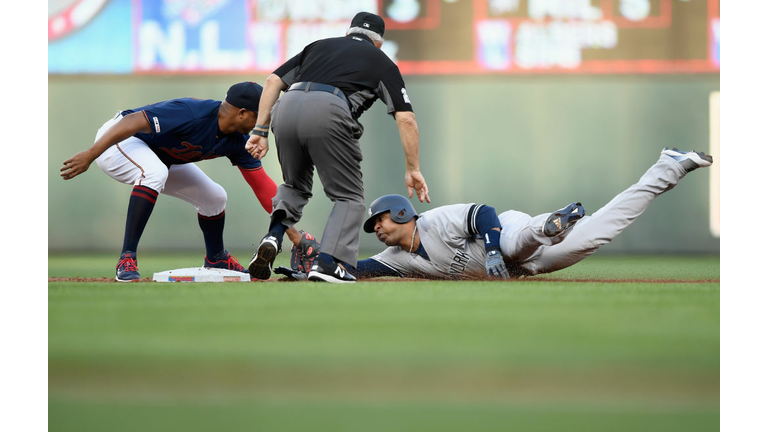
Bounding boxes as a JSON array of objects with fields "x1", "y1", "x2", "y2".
[{"x1": 246, "y1": 11, "x2": 430, "y2": 283}]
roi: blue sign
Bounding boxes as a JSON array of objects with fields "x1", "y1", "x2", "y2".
[
  {"x1": 136, "y1": 0, "x2": 251, "y2": 72},
  {"x1": 48, "y1": 0, "x2": 133, "y2": 74}
]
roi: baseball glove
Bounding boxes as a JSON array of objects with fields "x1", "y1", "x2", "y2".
[{"x1": 290, "y1": 230, "x2": 320, "y2": 274}]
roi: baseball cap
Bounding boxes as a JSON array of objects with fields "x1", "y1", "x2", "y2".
[
  {"x1": 225, "y1": 81, "x2": 263, "y2": 113},
  {"x1": 350, "y1": 11, "x2": 385, "y2": 37}
]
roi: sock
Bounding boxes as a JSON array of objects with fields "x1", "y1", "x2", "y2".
[
  {"x1": 122, "y1": 185, "x2": 158, "y2": 254},
  {"x1": 198, "y1": 210, "x2": 226, "y2": 259},
  {"x1": 267, "y1": 210, "x2": 287, "y2": 246},
  {"x1": 318, "y1": 252, "x2": 336, "y2": 267}
]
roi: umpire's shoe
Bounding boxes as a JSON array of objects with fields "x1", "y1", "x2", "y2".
[
  {"x1": 661, "y1": 147, "x2": 713, "y2": 172},
  {"x1": 308, "y1": 260, "x2": 356, "y2": 284},
  {"x1": 116, "y1": 251, "x2": 141, "y2": 282},
  {"x1": 543, "y1": 202, "x2": 585, "y2": 237},
  {"x1": 204, "y1": 250, "x2": 247, "y2": 273},
  {"x1": 249, "y1": 235, "x2": 280, "y2": 280}
]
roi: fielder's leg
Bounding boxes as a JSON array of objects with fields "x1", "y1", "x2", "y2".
[
  {"x1": 159, "y1": 164, "x2": 247, "y2": 272},
  {"x1": 94, "y1": 118, "x2": 168, "y2": 282},
  {"x1": 521, "y1": 149, "x2": 712, "y2": 275}
]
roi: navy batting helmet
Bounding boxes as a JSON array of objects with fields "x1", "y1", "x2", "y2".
[{"x1": 363, "y1": 194, "x2": 418, "y2": 233}]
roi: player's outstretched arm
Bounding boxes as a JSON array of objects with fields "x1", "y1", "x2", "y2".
[
  {"x1": 395, "y1": 111, "x2": 430, "y2": 203},
  {"x1": 60, "y1": 112, "x2": 151, "y2": 180},
  {"x1": 350, "y1": 258, "x2": 402, "y2": 279}
]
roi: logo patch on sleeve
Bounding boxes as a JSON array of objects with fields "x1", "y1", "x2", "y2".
[
  {"x1": 153, "y1": 116, "x2": 161, "y2": 133},
  {"x1": 401, "y1": 88, "x2": 411, "y2": 104}
]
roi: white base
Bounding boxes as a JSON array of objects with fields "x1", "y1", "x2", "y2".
[{"x1": 152, "y1": 267, "x2": 251, "y2": 282}]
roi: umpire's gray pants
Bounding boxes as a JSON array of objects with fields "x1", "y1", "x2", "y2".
[{"x1": 270, "y1": 90, "x2": 365, "y2": 268}]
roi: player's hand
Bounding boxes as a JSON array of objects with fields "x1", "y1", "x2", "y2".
[
  {"x1": 274, "y1": 266, "x2": 308, "y2": 281},
  {"x1": 60, "y1": 151, "x2": 95, "y2": 180},
  {"x1": 485, "y1": 249, "x2": 510, "y2": 279},
  {"x1": 405, "y1": 170, "x2": 430, "y2": 203},
  {"x1": 245, "y1": 135, "x2": 269, "y2": 160}
]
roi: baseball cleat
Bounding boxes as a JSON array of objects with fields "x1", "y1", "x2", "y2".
[
  {"x1": 204, "y1": 250, "x2": 247, "y2": 273},
  {"x1": 290, "y1": 230, "x2": 320, "y2": 273},
  {"x1": 543, "y1": 202, "x2": 585, "y2": 237},
  {"x1": 249, "y1": 235, "x2": 279, "y2": 280},
  {"x1": 116, "y1": 251, "x2": 141, "y2": 282},
  {"x1": 661, "y1": 147, "x2": 713, "y2": 172},
  {"x1": 308, "y1": 260, "x2": 356, "y2": 284}
]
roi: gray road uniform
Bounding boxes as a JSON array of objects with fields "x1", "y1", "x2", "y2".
[{"x1": 354, "y1": 149, "x2": 708, "y2": 279}]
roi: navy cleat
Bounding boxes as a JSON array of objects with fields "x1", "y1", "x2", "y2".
[
  {"x1": 290, "y1": 230, "x2": 320, "y2": 274},
  {"x1": 116, "y1": 251, "x2": 141, "y2": 282},
  {"x1": 543, "y1": 202, "x2": 585, "y2": 237},
  {"x1": 661, "y1": 147, "x2": 713, "y2": 172},
  {"x1": 204, "y1": 250, "x2": 247, "y2": 273},
  {"x1": 308, "y1": 260, "x2": 356, "y2": 284},
  {"x1": 249, "y1": 235, "x2": 280, "y2": 280}
]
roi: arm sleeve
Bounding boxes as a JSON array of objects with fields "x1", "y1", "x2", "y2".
[
  {"x1": 468, "y1": 205, "x2": 502, "y2": 251},
  {"x1": 467, "y1": 205, "x2": 502, "y2": 235},
  {"x1": 349, "y1": 257, "x2": 403, "y2": 279},
  {"x1": 239, "y1": 166, "x2": 276, "y2": 214},
  {"x1": 378, "y1": 64, "x2": 413, "y2": 116},
  {"x1": 135, "y1": 99, "x2": 196, "y2": 137},
  {"x1": 273, "y1": 52, "x2": 303, "y2": 86}
]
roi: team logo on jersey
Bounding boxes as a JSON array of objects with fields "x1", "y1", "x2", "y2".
[
  {"x1": 158, "y1": 142, "x2": 204, "y2": 162},
  {"x1": 401, "y1": 88, "x2": 411, "y2": 104},
  {"x1": 153, "y1": 116, "x2": 161, "y2": 133}
]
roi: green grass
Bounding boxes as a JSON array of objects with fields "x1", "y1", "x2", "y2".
[{"x1": 48, "y1": 253, "x2": 719, "y2": 432}]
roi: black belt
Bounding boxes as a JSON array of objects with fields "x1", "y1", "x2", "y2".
[{"x1": 287, "y1": 82, "x2": 349, "y2": 107}]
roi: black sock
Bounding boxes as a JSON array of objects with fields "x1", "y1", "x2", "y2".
[
  {"x1": 198, "y1": 211, "x2": 226, "y2": 259},
  {"x1": 122, "y1": 185, "x2": 158, "y2": 254},
  {"x1": 267, "y1": 210, "x2": 287, "y2": 246},
  {"x1": 318, "y1": 253, "x2": 336, "y2": 267}
]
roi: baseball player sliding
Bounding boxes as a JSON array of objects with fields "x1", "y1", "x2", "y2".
[
  {"x1": 60, "y1": 82, "x2": 319, "y2": 282},
  {"x1": 275, "y1": 148, "x2": 713, "y2": 281}
]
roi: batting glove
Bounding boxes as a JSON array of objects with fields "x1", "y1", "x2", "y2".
[{"x1": 485, "y1": 249, "x2": 511, "y2": 279}]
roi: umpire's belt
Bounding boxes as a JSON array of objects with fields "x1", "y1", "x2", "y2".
[{"x1": 287, "y1": 82, "x2": 349, "y2": 107}]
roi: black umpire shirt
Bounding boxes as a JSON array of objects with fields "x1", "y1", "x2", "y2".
[{"x1": 273, "y1": 33, "x2": 413, "y2": 120}]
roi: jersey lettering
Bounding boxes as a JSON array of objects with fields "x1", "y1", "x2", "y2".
[
  {"x1": 401, "y1": 88, "x2": 411, "y2": 104},
  {"x1": 449, "y1": 250, "x2": 469, "y2": 274},
  {"x1": 157, "y1": 142, "x2": 204, "y2": 162}
]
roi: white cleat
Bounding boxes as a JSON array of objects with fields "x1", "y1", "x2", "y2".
[{"x1": 661, "y1": 147, "x2": 713, "y2": 172}]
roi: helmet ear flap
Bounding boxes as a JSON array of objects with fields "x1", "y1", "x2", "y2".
[{"x1": 397, "y1": 209, "x2": 406, "y2": 219}]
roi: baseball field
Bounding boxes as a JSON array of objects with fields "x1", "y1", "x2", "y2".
[{"x1": 48, "y1": 252, "x2": 719, "y2": 432}]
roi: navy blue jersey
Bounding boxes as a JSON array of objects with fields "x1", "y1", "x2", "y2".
[{"x1": 122, "y1": 98, "x2": 260, "y2": 169}]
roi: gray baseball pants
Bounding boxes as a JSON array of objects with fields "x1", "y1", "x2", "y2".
[
  {"x1": 270, "y1": 90, "x2": 366, "y2": 268},
  {"x1": 499, "y1": 153, "x2": 689, "y2": 275}
]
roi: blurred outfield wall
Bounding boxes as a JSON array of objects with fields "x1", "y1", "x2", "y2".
[{"x1": 48, "y1": 74, "x2": 719, "y2": 254}]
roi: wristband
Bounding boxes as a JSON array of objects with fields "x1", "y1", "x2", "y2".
[
  {"x1": 251, "y1": 129, "x2": 269, "y2": 138},
  {"x1": 483, "y1": 229, "x2": 502, "y2": 252},
  {"x1": 254, "y1": 124, "x2": 269, "y2": 130}
]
